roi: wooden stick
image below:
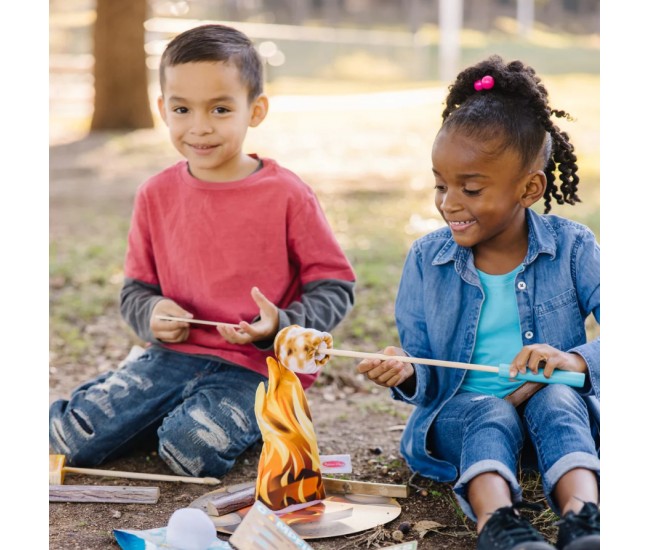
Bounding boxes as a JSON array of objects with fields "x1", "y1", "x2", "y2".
[
  {"x1": 323, "y1": 348, "x2": 498, "y2": 373},
  {"x1": 63, "y1": 466, "x2": 220, "y2": 485},
  {"x1": 156, "y1": 315, "x2": 240, "y2": 329},
  {"x1": 323, "y1": 478, "x2": 409, "y2": 498},
  {"x1": 49, "y1": 485, "x2": 160, "y2": 504}
]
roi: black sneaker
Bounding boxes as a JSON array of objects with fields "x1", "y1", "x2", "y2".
[
  {"x1": 555, "y1": 502, "x2": 600, "y2": 549},
  {"x1": 477, "y1": 504, "x2": 555, "y2": 549}
]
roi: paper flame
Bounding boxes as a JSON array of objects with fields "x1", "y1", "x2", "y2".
[{"x1": 254, "y1": 357, "x2": 325, "y2": 510}]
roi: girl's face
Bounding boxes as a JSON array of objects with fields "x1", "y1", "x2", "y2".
[{"x1": 431, "y1": 127, "x2": 539, "y2": 255}]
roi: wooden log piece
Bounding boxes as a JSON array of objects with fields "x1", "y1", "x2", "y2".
[
  {"x1": 49, "y1": 485, "x2": 160, "y2": 504},
  {"x1": 207, "y1": 486, "x2": 255, "y2": 516}
]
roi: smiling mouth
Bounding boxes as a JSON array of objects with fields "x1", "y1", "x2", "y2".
[
  {"x1": 188, "y1": 144, "x2": 217, "y2": 149},
  {"x1": 448, "y1": 219, "x2": 476, "y2": 227}
]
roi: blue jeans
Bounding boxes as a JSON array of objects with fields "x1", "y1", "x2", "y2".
[
  {"x1": 49, "y1": 346, "x2": 267, "y2": 478},
  {"x1": 429, "y1": 385, "x2": 600, "y2": 521}
]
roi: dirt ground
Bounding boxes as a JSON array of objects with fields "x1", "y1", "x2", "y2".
[{"x1": 49, "y1": 96, "x2": 563, "y2": 548}]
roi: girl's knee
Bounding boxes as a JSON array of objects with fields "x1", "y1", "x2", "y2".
[
  {"x1": 526, "y1": 384, "x2": 587, "y2": 418},
  {"x1": 467, "y1": 394, "x2": 520, "y2": 427}
]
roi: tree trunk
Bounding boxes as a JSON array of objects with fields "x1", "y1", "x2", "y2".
[{"x1": 90, "y1": 0, "x2": 153, "y2": 130}]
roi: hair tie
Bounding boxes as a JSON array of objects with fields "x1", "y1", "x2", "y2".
[{"x1": 473, "y1": 75, "x2": 495, "y2": 91}]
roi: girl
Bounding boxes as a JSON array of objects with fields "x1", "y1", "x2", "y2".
[{"x1": 357, "y1": 56, "x2": 599, "y2": 550}]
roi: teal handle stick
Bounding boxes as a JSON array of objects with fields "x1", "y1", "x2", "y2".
[
  {"x1": 498, "y1": 364, "x2": 585, "y2": 388},
  {"x1": 323, "y1": 348, "x2": 586, "y2": 388}
]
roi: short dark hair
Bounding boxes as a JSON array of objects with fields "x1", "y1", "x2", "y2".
[
  {"x1": 441, "y1": 55, "x2": 579, "y2": 213},
  {"x1": 159, "y1": 24, "x2": 264, "y2": 103}
]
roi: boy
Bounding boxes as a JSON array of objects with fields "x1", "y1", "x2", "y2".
[{"x1": 49, "y1": 24, "x2": 355, "y2": 478}]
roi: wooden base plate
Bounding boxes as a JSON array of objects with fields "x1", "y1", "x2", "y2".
[{"x1": 190, "y1": 481, "x2": 401, "y2": 540}]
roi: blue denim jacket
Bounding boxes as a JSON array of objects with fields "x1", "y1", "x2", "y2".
[{"x1": 390, "y1": 208, "x2": 600, "y2": 482}]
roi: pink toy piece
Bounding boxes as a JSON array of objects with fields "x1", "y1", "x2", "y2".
[{"x1": 473, "y1": 79, "x2": 483, "y2": 91}]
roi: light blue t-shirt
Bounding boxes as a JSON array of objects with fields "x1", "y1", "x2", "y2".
[{"x1": 459, "y1": 264, "x2": 525, "y2": 397}]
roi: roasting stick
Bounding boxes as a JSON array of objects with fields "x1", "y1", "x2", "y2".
[
  {"x1": 60, "y1": 466, "x2": 221, "y2": 485},
  {"x1": 319, "y1": 346, "x2": 586, "y2": 388},
  {"x1": 156, "y1": 315, "x2": 240, "y2": 329},
  {"x1": 322, "y1": 347, "x2": 497, "y2": 373},
  {"x1": 154, "y1": 319, "x2": 585, "y2": 388}
]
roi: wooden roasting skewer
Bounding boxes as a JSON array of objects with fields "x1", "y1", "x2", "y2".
[
  {"x1": 323, "y1": 348, "x2": 497, "y2": 372},
  {"x1": 49, "y1": 454, "x2": 220, "y2": 486},
  {"x1": 157, "y1": 317, "x2": 585, "y2": 387},
  {"x1": 321, "y1": 347, "x2": 585, "y2": 388},
  {"x1": 156, "y1": 315, "x2": 240, "y2": 329}
]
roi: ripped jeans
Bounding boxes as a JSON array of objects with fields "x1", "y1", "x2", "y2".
[
  {"x1": 428, "y1": 386, "x2": 600, "y2": 520},
  {"x1": 49, "y1": 345, "x2": 267, "y2": 478}
]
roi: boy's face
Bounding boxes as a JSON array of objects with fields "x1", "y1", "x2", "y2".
[{"x1": 158, "y1": 61, "x2": 267, "y2": 182}]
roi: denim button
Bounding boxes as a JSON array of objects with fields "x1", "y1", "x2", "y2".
[
  {"x1": 524, "y1": 331, "x2": 534, "y2": 339},
  {"x1": 517, "y1": 281, "x2": 527, "y2": 290}
]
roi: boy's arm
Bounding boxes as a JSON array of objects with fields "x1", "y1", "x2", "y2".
[
  {"x1": 252, "y1": 278, "x2": 354, "y2": 350},
  {"x1": 278, "y1": 278, "x2": 354, "y2": 332},
  {"x1": 120, "y1": 277, "x2": 166, "y2": 343}
]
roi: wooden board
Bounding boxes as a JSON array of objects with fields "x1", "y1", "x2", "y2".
[
  {"x1": 190, "y1": 482, "x2": 401, "y2": 540},
  {"x1": 49, "y1": 485, "x2": 160, "y2": 503}
]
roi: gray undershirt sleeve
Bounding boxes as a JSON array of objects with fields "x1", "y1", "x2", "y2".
[
  {"x1": 120, "y1": 277, "x2": 165, "y2": 343},
  {"x1": 120, "y1": 277, "x2": 355, "y2": 350},
  {"x1": 254, "y1": 278, "x2": 356, "y2": 351}
]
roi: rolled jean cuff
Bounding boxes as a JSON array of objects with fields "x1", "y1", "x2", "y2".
[
  {"x1": 543, "y1": 451, "x2": 600, "y2": 515},
  {"x1": 453, "y1": 460, "x2": 522, "y2": 522}
]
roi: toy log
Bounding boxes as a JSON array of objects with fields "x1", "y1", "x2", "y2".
[
  {"x1": 49, "y1": 454, "x2": 220, "y2": 486},
  {"x1": 49, "y1": 485, "x2": 160, "y2": 503}
]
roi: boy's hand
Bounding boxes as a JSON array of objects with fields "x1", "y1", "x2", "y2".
[
  {"x1": 217, "y1": 287, "x2": 279, "y2": 345},
  {"x1": 150, "y1": 299, "x2": 193, "y2": 343},
  {"x1": 509, "y1": 344, "x2": 588, "y2": 379},
  {"x1": 357, "y1": 346, "x2": 414, "y2": 388}
]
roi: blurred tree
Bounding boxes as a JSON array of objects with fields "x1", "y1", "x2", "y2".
[{"x1": 90, "y1": 0, "x2": 153, "y2": 130}]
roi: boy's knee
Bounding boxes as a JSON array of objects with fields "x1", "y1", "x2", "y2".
[
  {"x1": 157, "y1": 404, "x2": 260, "y2": 478},
  {"x1": 157, "y1": 429, "x2": 236, "y2": 478},
  {"x1": 49, "y1": 400, "x2": 102, "y2": 467}
]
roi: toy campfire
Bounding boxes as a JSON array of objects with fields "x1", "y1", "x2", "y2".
[
  {"x1": 195, "y1": 324, "x2": 407, "y2": 539},
  {"x1": 253, "y1": 326, "x2": 332, "y2": 513}
]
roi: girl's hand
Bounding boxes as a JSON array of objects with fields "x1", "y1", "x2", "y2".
[
  {"x1": 217, "y1": 287, "x2": 279, "y2": 345},
  {"x1": 357, "y1": 346, "x2": 414, "y2": 388},
  {"x1": 150, "y1": 299, "x2": 193, "y2": 343},
  {"x1": 509, "y1": 344, "x2": 587, "y2": 379}
]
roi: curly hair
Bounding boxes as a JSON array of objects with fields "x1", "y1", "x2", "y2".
[{"x1": 440, "y1": 55, "x2": 579, "y2": 213}]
